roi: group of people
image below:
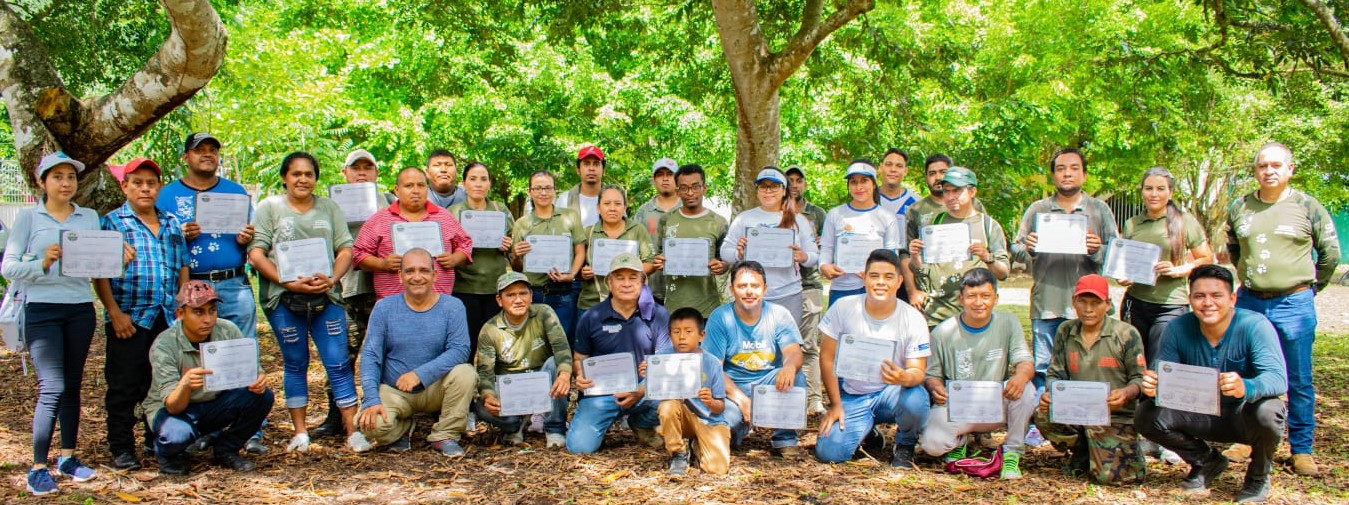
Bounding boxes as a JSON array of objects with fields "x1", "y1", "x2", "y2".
[{"x1": 2, "y1": 134, "x2": 1337, "y2": 503}]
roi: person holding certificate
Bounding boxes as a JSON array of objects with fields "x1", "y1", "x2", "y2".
[
  {"x1": 907, "y1": 167, "x2": 1009, "y2": 329},
  {"x1": 653, "y1": 164, "x2": 729, "y2": 318},
  {"x1": 143, "y1": 281, "x2": 272, "y2": 476},
  {"x1": 1135, "y1": 265, "x2": 1289, "y2": 503},
  {"x1": 353, "y1": 167, "x2": 473, "y2": 301},
  {"x1": 814, "y1": 250, "x2": 930, "y2": 469},
  {"x1": 818, "y1": 159, "x2": 902, "y2": 307},
  {"x1": 448, "y1": 161, "x2": 517, "y2": 342},
  {"x1": 651, "y1": 308, "x2": 730, "y2": 476},
  {"x1": 920, "y1": 268, "x2": 1036, "y2": 480},
  {"x1": 704, "y1": 261, "x2": 808, "y2": 459},
  {"x1": 3, "y1": 152, "x2": 105, "y2": 495},
  {"x1": 1032, "y1": 274, "x2": 1147, "y2": 485},
  {"x1": 93, "y1": 158, "x2": 189, "y2": 471},
  {"x1": 578, "y1": 186, "x2": 654, "y2": 311},
  {"x1": 566, "y1": 253, "x2": 670, "y2": 454},
  {"x1": 473, "y1": 272, "x2": 573, "y2": 449},
  {"x1": 248, "y1": 152, "x2": 365, "y2": 453},
  {"x1": 511, "y1": 170, "x2": 587, "y2": 344},
  {"x1": 356, "y1": 249, "x2": 478, "y2": 458}
]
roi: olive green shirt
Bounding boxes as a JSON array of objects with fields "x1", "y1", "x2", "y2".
[
  {"x1": 142, "y1": 319, "x2": 253, "y2": 423},
  {"x1": 476, "y1": 304, "x2": 574, "y2": 397},
  {"x1": 579, "y1": 221, "x2": 655, "y2": 310},
  {"x1": 510, "y1": 207, "x2": 586, "y2": 288},
  {"x1": 449, "y1": 200, "x2": 516, "y2": 295},
  {"x1": 249, "y1": 195, "x2": 355, "y2": 312},
  {"x1": 656, "y1": 208, "x2": 729, "y2": 317},
  {"x1": 913, "y1": 212, "x2": 1009, "y2": 326},
  {"x1": 1122, "y1": 211, "x2": 1205, "y2": 305},
  {"x1": 1011, "y1": 195, "x2": 1119, "y2": 319},
  {"x1": 798, "y1": 200, "x2": 827, "y2": 290},
  {"x1": 926, "y1": 311, "x2": 1032, "y2": 382},
  {"x1": 1226, "y1": 190, "x2": 1340, "y2": 292},
  {"x1": 633, "y1": 196, "x2": 679, "y2": 299},
  {"x1": 1046, "y1": 317, "x2": 1146, "y2": 423}
]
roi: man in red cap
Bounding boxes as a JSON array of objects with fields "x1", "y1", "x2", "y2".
[{"x1": 558, "y1": 145, "x2": 605, "y2": 228}]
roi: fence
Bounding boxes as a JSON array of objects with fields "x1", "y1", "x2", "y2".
[{"x1": 1, "y1": 159, "x2": 35, "y2": 228}]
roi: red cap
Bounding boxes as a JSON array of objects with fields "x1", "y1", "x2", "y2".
[
  {"x1": 1074, "y1": 274, "x2": 1110, "y2": 300},
  {"x1": 112, "y1": 158, "x2": 162, "y2": 183},
  {"x1": 577, "y1": 145, "x2": 605, "y2": 161}
]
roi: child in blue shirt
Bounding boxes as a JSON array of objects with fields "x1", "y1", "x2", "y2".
[{"x1": 647, "y1": 307, "x2": 730, "y2": 475}]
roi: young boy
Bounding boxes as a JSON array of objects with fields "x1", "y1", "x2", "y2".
[{"x1": 649, "y1": 307, "x2": 731, "y2": 475}]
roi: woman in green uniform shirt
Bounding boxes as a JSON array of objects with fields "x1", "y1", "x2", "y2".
[
  {"x1": 448, "y1": 161, "x2": 516, "y2": 345},
  {"x1": 578, "y1": 185, "x2": 654, "y2": 310}
]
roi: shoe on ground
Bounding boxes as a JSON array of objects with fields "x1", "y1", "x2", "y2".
[
  {"x1": 861, "y1": 427, "x2": 887, "y2": 459},
  {"x1": 26, "y1": 468, "x2": 57, "y2": 496},
  {"x1": 1291, "y1": 453, "x2": 1319, "y2": 476},
  {"x1": 1001, "y1": 451, "x2": 1023, "y2": 480},
  {"x1": 310, "y1": 411, "x2": 345, "y2": 439},
  {"x1": 432, "y1": 439, "x2": 466, "y2": 458},
  {"x1": 944, "y1": 442, "x2": 980, "y2": 464},
  {"x1": 213, "y1": 451, "x2": 256, "y2": 472},
  {"x1": 634, "y1": 427, "x2": 664, "y2": 449},
  {"x1": 668, "y1": 451, "x2": 690, "y2": 476},
  {"x1": 775, "y1": 446, "x2": 806, "y2": 459},
  {"x1": 528, "y1": 413, "x2": 546, "y2": 433},
  {"x1": 1222, "y1": 443, "x2": 1252, "y2": 461},
  {"x1": 185, "y1": 433, "x2": 214, "y2": 455},
  {"x1": 347, "y1": 432, "x2": 374, "y2": 452},
  {"x1": 54, "y1": 456, "x2": 96, "y2": 482},
  {"x1": 156, "y1": 454, "x2": 189, "y2": 476},
  {"x1": 245, "y1": 436, "x2": 268, "y2": 454},
  {"x1": 1234, "y1": 477, "x2": 1270, "y2": 503},
  {"x1": 807, "y1": 400, "x2": 826, "y2": 416},
  {"x1": 387, "y1": 434, "x2": 412, "y2": 453},
  {"x1": 1160, "y1": 448, "x2": 1182, "y2": 465},
  {"x1": 546, "y1": 433, "x2": 566, "y2": 449},
  {"x1": 1024, "y1": 425, "x2": 1048, "y2": 448},
  {"x1": 1179, "y1": 452, "x2": 1229, "y2": 493},
  {"x1": 286, "y1": 433, "x2": 311, "y2": 453},
  {"x1": 891, "y1": 444, "x2": 917, "y2": 469},
  {"x1": 112, "y1": 452, "x2": 141, "y2": 471}
]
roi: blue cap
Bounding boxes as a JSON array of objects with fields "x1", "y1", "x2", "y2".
[
  {"x1": 35, "y1": 151, "x2": 86, "y2": 179},
  {"x1": 754, "y1": 168, "x2": 787, "y2": 186}
]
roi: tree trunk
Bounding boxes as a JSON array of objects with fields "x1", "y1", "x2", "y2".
[{"x1": 732, "y1": 90, "x2": 781, "y2": 212}]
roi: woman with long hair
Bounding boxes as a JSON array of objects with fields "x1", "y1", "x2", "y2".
[{"x1": 720, "y1": 167, "x2": 820, "y2": 325}]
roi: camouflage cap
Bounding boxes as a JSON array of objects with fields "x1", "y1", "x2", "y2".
[
  {"x1": 608, "y1": 252, "x2": 644, "y2": 275},
  {"x1": 496, "y1": 271, "x2": 531, "y2": 292},
  {"x1": 176, "y1": 280, "x2": 222, "y2": 308}
]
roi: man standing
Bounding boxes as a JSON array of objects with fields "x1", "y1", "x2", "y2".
[
  {"x1": 353, "y1": 168, "x2": 474, "y2": 300},
  {"x1": 426, "y1": 150, "x2": 466, "y2": 209},
  {"x1": 633, "y1": 157, "x2": 681, "y2": 305},
  {"x1": 95, "y1": 158, "x2": 189, "y2": 470},
  {"x1": 654, "y1": 164, "x2": 729, "y2": 317},
  {"x1": 558, "y1": 145, "x2": 605, "y2": 227},
  {"x1": 907, "y1": 167, "x2": 1010, "y2": 328},
  {"x1": 903, "y1": 154, "x2": 954, "y2": 307},
  {"x1": 877, "y1": 148, "x2": 920, "y2": 216},
  {"x1": 784, "y1": 165, "x2": 827, "y2": 415},
  {"x1": 1225, "y1": 142, "x2": 1338, "y2": 476}
]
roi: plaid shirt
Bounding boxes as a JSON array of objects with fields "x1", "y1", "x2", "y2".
[
  {"x1": 352, "y1": 202, "x2": 474, "y2": 299},
  {"x1": 101, "y1": 203, "x2": 189, "y2": 328}
]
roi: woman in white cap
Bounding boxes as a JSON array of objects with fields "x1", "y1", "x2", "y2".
[
  {"x1": 720, "y1": 166, "x2": 819, "y2": 324},
  {"x1": 4, "y1": 152, "x2": 110, "y2": 495},
  {"x1": 817, "y1": 158, "x2": 903, "y2": 307}
]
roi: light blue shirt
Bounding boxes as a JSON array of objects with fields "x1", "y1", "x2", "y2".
[
  {"x1": 703, "y1": 301, "x2": 803, "y2": 385},
  {"x1": 2, "y1": 202, "x2": 100, "y2": 304}
]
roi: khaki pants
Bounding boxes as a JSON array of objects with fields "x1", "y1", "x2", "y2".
[
  {"x1": 800, "y1": 287, "x2": 823, "y2": 405},
  {"x1": 361, "y1": 363, "x2": 476, "y2": 445},
  {"x1": 657, "y1": 400, "x2": 731, "y2": 475},
  {"x1": 919, "y1": 384, "x2": 1039, "y2": 456}
]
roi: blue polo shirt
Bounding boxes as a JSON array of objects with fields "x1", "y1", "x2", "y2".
[
  {"x1": 654, "y1": 348, "x2": 727, "y2": 425},
  {"x1": 1157, "y1": 308, "x2": 1287, "y2": 407},
  {"x1": 156, "y1": 178, "x2": 251, "y2": 273},
  {"x1": 574, "y1": 298, "x2": 671, "y2": 362},
  {"x1": 703, "y1": 301, "x2": 803, "y2": 385}
]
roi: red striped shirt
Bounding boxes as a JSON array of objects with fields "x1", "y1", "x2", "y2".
[{"x1": 352, "y1": 202, "x2": 474, "y2": 299}]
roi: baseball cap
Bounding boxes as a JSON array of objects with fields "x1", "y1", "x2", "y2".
[
  {"x1": 344, "y1": 149, "x2": 378, "y2": 168},
  {"x1": 608, "y1": 253, "x2": 644, "y2": 275},
  {"x1": 35, "y1": 151, "x2": 86, "y2": 179},
  {"x1": 183, "y1": 132, "x2": 221, "y2": 152},
  {"x1": 577, "y1": 145, "x2": 605, "y2": 161},
  {"x1": 651, "y1": 157, "x2": 677, "y2": 175},
  {"x1": 110, "y1": 158, "x2": 162, "y2": 183},
  {"x1": 941, "y1": 166, "x2": 978, "y2": 188},
  {"x1": 1074, "y1": 274, "x2": 1110, "y2": 300},
  {"x1": 496, "y1": 271, "x2": 531, "y2": 292},
  {"x1": 784, "y1": 165, "x2": 805, "y2": 177},
  {"x1": 754, "y1": 167, "x2": 787, "y2": 186},
  {"x1": 844, "y1": 160, "x2": 877, "y2": 180},
  {"x1": 176, "y1": 280, "x2": 223, "y2": 308}
]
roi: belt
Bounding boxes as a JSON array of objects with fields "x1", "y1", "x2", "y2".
[
  {"x1": 189, "y1": 267, "x2": 246, "y2": 282},
  {"x1": 1244, "y1": 284, "x2": 1310, "y2": 299}
]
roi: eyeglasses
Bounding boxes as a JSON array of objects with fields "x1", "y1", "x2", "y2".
[
  {"x1": 676, "y1": 183, "x2": 704, "y2": 194},
  {"x1": 757, "y1": 185, "x2": 783, "y2": 192},
  {"x1": 529, "y1": 186, "x2": 555, "y2": 192}
]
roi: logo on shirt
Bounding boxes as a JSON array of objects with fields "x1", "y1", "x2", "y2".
[
  {"x1": 1098, "y1": 357, "x2": 1120, "y2": 368},
  {"x1": 602, "y1": 324, "x2": 621, "y2": 333},
  {"x1": 917, "y1": 343, "x2": 929, "y2": 352},
  {"x1": 1274, "y1": 225, "x2": 1299, "y2": 237}
]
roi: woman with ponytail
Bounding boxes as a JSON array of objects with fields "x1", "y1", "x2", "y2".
[{"x1": 721, "y1": 167, "x2": 819, "y2": 326}]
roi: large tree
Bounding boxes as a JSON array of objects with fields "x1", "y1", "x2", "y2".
[{"x1": 0, "y1": 0, "x2": 226, "y2": 212}]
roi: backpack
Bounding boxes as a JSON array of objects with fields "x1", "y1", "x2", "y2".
[{"x1": 1, "y1": 210, "x2": 33, "y2": 373}]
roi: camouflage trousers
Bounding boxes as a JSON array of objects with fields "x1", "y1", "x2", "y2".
[
  {"x1": 343, "y1": 293, "x2": 378, "y2": 359},
  {"x1": 1035, "y1": 414, "x2": 1146, "y2": 485}
]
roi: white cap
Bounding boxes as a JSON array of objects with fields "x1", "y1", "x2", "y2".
[
  {"x1": 651, "y1": 157, "x2": 677, "y2": 175},
  {"x1": 344, "y1": 149, "x2": 378, "y2": 168},
  {"x1": 36, "y1": 151, "x2": 86, "y2": 179}
]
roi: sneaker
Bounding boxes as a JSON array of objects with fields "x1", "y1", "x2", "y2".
[
  {"x1": 1025, "y1": 425, "x2": 1048, "y2": 448},
  {"x1": 1160, "y1": 448, "x2": 1183, "y2": 465},
  {"x1": 347, "y1": 432, "x2": 374, "y2": 452},
  {"x1": 156, "y1": 454, "x2": 189, "y2": 476},
  {"x1": 546, "y1": 433, "x2": 566, "y2": 449},
  {"x1": 54, "y1": 456, "x2": 97, "y2": 482},
  {"x1": 112, "y1": 451, "x2": 141, "y2": 471},
  {"x1": 387, "y1": 434, "x2": 412, "y2": 453},
  {"x1": 944, "y1": 441, "x2": 980, "y2": 464},
  {"x1": 310, "y1": 406, "x2": 344, "y2": 439},
  {"x1": 1000, "y1": 451, "x2": 1023, "y2": 480},
  {"x1": 634, "y1": 427, "x2": 664, "y2": 449},
  {"x1": 432, "y1": 439, "x2": 466, "y2": 458},
  {"x1": 245, "y1": 436, "x2": 268, "y2": 455},
  {"x1": 807, "y1": 400, "x2": 827, "y2": 416},
  {"x1": 286, "y1": 433, "x2": 311, "y2": 453},
  {"x1": 466, "y1": 412, "x2": 477, "y2": 432},
  {"x1": 212, "y1": 451, "x2": 256, "y2": 472},
  {"x1": 1290, "y1": 453, "x2": 1319, "y2": 476},
  {"x1": 860, "y1": 427, "x2": 887, "y2": 458},
  {"x1": 507, "y1": 423, "x2": 525, "y2": 445},
  {"x1": 1179, "y1": 452, "x2": 1229, "y2": 493},
  {"x1": 891, "y1": 444, "x2": 917, "y2": 469},
  {"x1": 26, "y1": 468, "x2": 57, "y2": 496},
  {"x1": 528, "y1": 413, "x2": 546, "y2": 433},
  {"x1": 668, "y1": 451, "x2": 690, "y2": 476},
  {"x1": 1234, "y1": 477, "x2": 1270, "y2": 503},
  {"x1": 186, "y1": 432, "x2": 215, "y2": 455},
  {"x1": 775, "y1": 446, "x2": 806, "y2": 459}
]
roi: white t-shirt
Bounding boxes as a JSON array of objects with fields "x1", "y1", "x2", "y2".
[
  {"x1": 818, "y1": 295, "x2": 930, "y2": 395},
  {"x1": 576, "y1": 193, "x2": 599, "y2": 227}
]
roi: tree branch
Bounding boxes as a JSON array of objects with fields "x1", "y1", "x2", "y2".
[
  {"x1": 0, "y1": 1, "x2": 63, "y2": 185},
  {"x1": 767, "y1": 0, "x2": 874, "y2": 87},
  {"x1": 1297, "y1": 0, "x2": 1349, "y2": 71}
]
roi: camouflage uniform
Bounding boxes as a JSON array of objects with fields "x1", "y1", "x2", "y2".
[{"x1": 1035, "y1": 414, "x2": 1146, "y2": 484}]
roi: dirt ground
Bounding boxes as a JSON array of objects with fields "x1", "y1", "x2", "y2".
[{"x1": 2, "y1": 276, "x2": 1348, "y2": 504}]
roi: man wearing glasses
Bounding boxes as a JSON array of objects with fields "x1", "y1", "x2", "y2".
[{"x1": 653, "y1": 164, "x2": 729, "y2": 318}]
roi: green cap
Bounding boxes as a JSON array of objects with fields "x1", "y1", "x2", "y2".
[
  {"x1": 608, "y1": 252, "x2": 644, "y2": 275},
  {"x1": 941, "y1": 166, "x2": 977, "y2": 187},
  {"x1": 496, "y1": 271, "x2": 531, "y2": 292}
]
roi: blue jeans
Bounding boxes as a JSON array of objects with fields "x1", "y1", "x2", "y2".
[
  {"x1": 565, "y1": 395, "x2": 659, "y2": 454},
  {"x1": 25, "y1": 302, "x2": 96, "y2": 464},
  {"x1": 534, "y1": 283, "x2": 579, "y2": 347},
  {"x1": 826, "y1": 287, "x2": 866, "y2": 309},
  {"x1": 724, "y1": 370, "x2": 807, "y2": 449},
  {"x1": 814, "y1": 383, "x2": 931, "y2": 463},
  {"x1": 1031, "y1": 318, "x2": 1066, "y2": 391},
  {"x1": 210, "y1": 275, "x2": 257, "y2": 340},
  {"x1": 265, "y1": 303, "x2": 357, "y2": 409},
  {"x1": 153, "y1": 387, "x2": 274, "y2": 457},
  {"x1": 474, "y1": 358, "x2": 568, "y2": 435},
  {"x1": 1237, "y1": 288, "x2": 1318, "y2": 454}
]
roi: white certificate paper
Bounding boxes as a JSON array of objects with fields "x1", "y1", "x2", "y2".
[
  {"x1": 591, "y1": 238, "x2": 640, "y2": 276},
  {"x1": 460, "y1": 210, "x2": 507, "y2": 250},
  {"x1": 946, "y1": 380, "x2": 1005, "y2": 423},
  {"x1": 751, "y1": 385, "x2": 807, "y2": 429},
  {"x1": 835, "y1": 236, "x2": 885, "y2": 274},
  {"x1": 921, "y1": 223, "x2": 972, "y2": 264},
  {"x1": 523, "y1": 235, "x2": 573, "y2": 274},
  {"x1": 744, "y1": 227, "x2": 795, "y2": 268},
  {"x1": 1156, "y1": 361, "x2": 1220, "y2": 416},
  {"x1": 662, "y1": 238, "x2": 710, "y2": 277},
  {"x1": 1049, "y1": 380, "x2": 1111, "y2": 426},
  {"x1": 276, "y1": 238, "x2": 333, "y2": 282},
  {"x1": 1102, "y1": 238, "x2": 1162, "y2": 286},
  {"x1": 645, "y1": 353, "x2": 703, "y2": 400},
  {"x1": 194, "y1": 193, "x2": 250, "y2": 235},
  {"x1": 59, "y1": 230, "x2": 124, "y2": 278},
  {"x1": 582, "y1": 352, "x2": 639, "y2": 396},
  {"x1": 329, "y1": 182, "x2": 380, "y2": 223},
  {"x1": 834, "y1": 334, "x2": 898, "y2": 384},
  {"x1": 392, "y1": 221, "x2": 445, "y2": 255},
  {"x1": 200, "y1": 338, "x2": 259, "y2": 392},
  {"x1": 496, "y1": 371, "x2": 554, "y2": 416},
  {"x1": 1035, "y1": 214, "x2": 1089, "y2": 255}
]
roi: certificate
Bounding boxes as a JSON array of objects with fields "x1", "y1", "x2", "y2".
[
  {"x1": 744, "y1": 227, "x2": 795, "y2": 268},
  {"x1": 834, "y1": 334, "x2": 898, "y2": 384},
  {"x1": 59, "y1": 230, "x2": 124, "y2": 278},
  {"x1": 921, "y1": 223, "x2": 971, "y2": 264},
  {"x1": 496, "y1": 371, "x2": 554, "y2": 416},
  {"x1": 275, "y1": 237, "x2": 333, "y2": 282},
  {"x1": 392, "y1": 221, "x2": 445, "y2": 256},
  {"x1": 591, "y1": 238, "x2": 640, "y2": 276},
  {"x1": 946, "y1": 380, "x2": 1005, "y2": 423},
  {"x1": 200, "y1": 338, "x2": 259, "y2": 392},
  {"x1": 1102, "y1": 238, "x2": 1162, "y2": 286},
  {"x1": 645, "y1": 353, "x2": 703, "y2": 400},
  {"x1": 329, "y1": 182, "x2": 379, "y2": 223},
  {"x1": 1156, "y1": 361, "x2": 1220, "y2": 416},
  {"x1": 1049, "y1": 380, "x2": 1111, "y2": 426},
  {"x1": 751, "y1": 386, "x2": 807, "y2": 429},
  {"x1": 662, "y1": 238, "x2": 710, "y2": 277},
  {"x1": 1034, "y1": 214, "x2": 1089, "y2": 255},
  {"x1": 835, "y1": 236, "x2": 885, "y2": 274},
  {"x1": 460, "y1": 210, "x2": 507, "y2": 249},
  {"x1": 523, "y1": 235, "x2": 573, "y2": 274},
  {"x1": 582, "y1": 352, "x2": 638, "y2": 396},
  {"x1": 194, "y1": 193, "x2": 250, "y2": 235}
]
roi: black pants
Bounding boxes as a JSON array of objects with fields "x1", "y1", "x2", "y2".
[
  {"x1": 105, "y1": 313, "x2": 168, "y2": 455},
  {"x1": 1135, "y1": 396, "x2": 1285, "y2": 481},
  {"x1": 456, "y1": 292, "x2": 500, "y2": 356},
  {"x1": 1121, "y1": 295, "x2": 1189, "y2": 365}
]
